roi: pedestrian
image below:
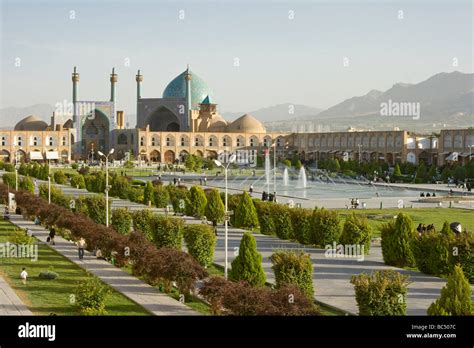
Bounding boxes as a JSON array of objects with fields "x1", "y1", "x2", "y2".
[
  {"x1": 77, "y1": 237, "x2": 86, "y2": 260},
  {"x1": 416, "y1": 223, "x2": 423, "y2": 237},
  {"x1": 173, "y1": 177, "x2": 177, "y2": 185},
  {"x1": 262, "y1": 191, "x2": 267, "y2": 201},
  {"x1": 268, "y1": 193, "x2": 274, "y2": 202},
  {"x1": 20, "y1": 267, "x2": 28, "y2": 285},
  {"x1": 203, "y1": 177, "x2": 207, "y2": 185},
  {"x1": 48, "y1": 228, "x2": 56, "y2": 245},
  {"x1": 165, "y1": 205, "x2": 170, "y2": 216},
  {"x1": 273, "y1": 191, "x2": 277, "y2": 202},
  {"x1": 249, "y1": 185, "x2": 254, "y2": 195},
  {"x1": 200, "y1": 178, "x2": 203, "y2": 185},
  {"x1": 34, "y1": 179, "x2": 37, "y2": 189}
]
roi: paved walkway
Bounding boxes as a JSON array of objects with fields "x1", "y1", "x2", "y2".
[
  {"x1": 8, "y1": 214, "x2": 198, "y2": 316},
  {"x1": 40, "y1": 181, "x2": 474, "y2": 315},
  {"x1": 0, "y1": 275, "x2": 33, "y2": 315}
]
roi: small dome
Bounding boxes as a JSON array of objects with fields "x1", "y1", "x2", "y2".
[
  {"x1": 63, "y1": 119, "x2": 73, "y2": 129},
  {"x1": 228, "y1": 113, "x2": 266, "y2": 133},
  {"x1": 207, "y1": 114, "x2": 228, "y2": 132},
  {"x1": 14, "y1": 115, "x2": 48, "y2": 131}
]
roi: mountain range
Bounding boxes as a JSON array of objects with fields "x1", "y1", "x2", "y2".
[{"x1": 1, "y1": 71, "x2": 472, "y2": 132}]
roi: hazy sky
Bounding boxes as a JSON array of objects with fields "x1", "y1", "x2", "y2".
[{"x1": 1, "y1": 0, "x2": 472, "y2": 118}]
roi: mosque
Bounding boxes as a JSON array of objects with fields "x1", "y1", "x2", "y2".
[{"x1": 0, "y1": 66, "x2": 471, "y2": 167}]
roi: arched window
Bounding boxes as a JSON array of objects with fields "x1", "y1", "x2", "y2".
[
  {"x1": 48, "y1": 136, "x2": 54, "y2": 146},
  {"x1": 118, "y1": 133, "x2": 127, "y2": 145},
  {"x1": 222, "y1": 136, "x2": 231, "y2": 147},
  {"x1": 1, "y1": 136, "x2": 5, "y2": 146},
  {"x1": 140, "y1": 137, "x2": 145, "y2": 146},
  {"x1": 151, "y1": 137, "x2": 156, "y2": 146},
  {"x1": 33, "y1": 136, "x2": 38, "y2": 146},
  {"x1": 62, "y1": 136, "x2": 67, "y2": 146},
  {"x1": 17, "y1": 136, "x2": 23, "y2": 146}
]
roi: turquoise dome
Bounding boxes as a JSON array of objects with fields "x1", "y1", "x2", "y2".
[{"x1": 162, "y1": 69, "x2": 214, "y2": 109}]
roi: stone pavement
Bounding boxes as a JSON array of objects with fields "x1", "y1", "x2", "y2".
[
  {"x1": 0, "y1": 275, "x2": 33, "y2": 315},
  {"x1": 8, "y1": 214, "x2": 198, "y2": 316},
  {"x1": 38, "y1": 180, "x2": 474, "y2": 316}
]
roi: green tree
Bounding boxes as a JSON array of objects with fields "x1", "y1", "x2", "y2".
[
  {"x1": 75, "y1": 276, "x2": 111, "y2": 315},
  {"x1": 151, "y1": 216, "x2": 184, "y2": 250},
  {"x1": 2, "y1": 173, "x2": 16, "y2": 188},
  {"x1": 381, "y1": 213, "x2": 416, "y2": 267},
  {"x1": 416, "y1": 162, "x2": 427, "y2": 181},
  {"x1": 230, "y1": 232, "x2": 266, "y2": 286},
  {"x1": 184, "y1": 155, "x2": 195, "y2": 171},
  {"x1": 340, "y1": 213, "x2": 372, "y2": 255},
  {"x1": 233, "y1": 191, "x2": 259, "y2": 229},
  {"x1": 393, "y1": 163, "x2": 402, "y2": 177},
  {"x1": 53, "y1": 170, "x2": 68, "y2": 184},
  {"x1": 310, "y1": 208, "x2": 342, "y2": 246},
  {"x1": 110, "y1": 175, "x2": 131, "y2": 199},
  {"x1": 153, "y1": 184, "x2": 170, "y2": 208},
  {"x1": 205, "y1": 188, "x2": 225, "y2": 225},
  {"x1": 131, "y1": 209, "x2": 155, "y2": 241},
  {"x1": 70, "y1": 174, "x2": 86, "y2": 189},
  {"x1": 111, "y1": 208, "x2": 132, "y2": 235},
  {"x1": 19, "y1": 176, "x2": 35, "y2": 193},
  {"x1": 453, "y1": 166, "x2": 467, "y2": 181},
  {"x1": 427, "y1": 265, "x2": 473, "y2": 315},
  {"x1": 187, "y1": 186, "x2": 207, "y2": 218},
  {"x1": 270, "y1": 250, "x2": 314, "y2": 299},
  {"x1": 184, "y1": 224, "x2": 217, "y2": 267},
  {"x1": 143, "y1": 181, "x2": 154, "y2": 206}
]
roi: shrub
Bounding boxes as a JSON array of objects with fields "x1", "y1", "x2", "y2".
[
  {"x1": 187, "y1": 186, "x2": 207, "y2": 218},
  {"x1": 381, "y1": 213, "x2": 416, "y2": 267},
  {"x1": 109, "y1": 175, "x2": 131, "y2": 199},
  {"x1": 411, "y1": 230, "x2": 454, "y2": 276},
  {"x1": 53, "y1": 170, "x2": 68, "y2": 184},
  {"x1": 340, "y1": 213, "x2": 372, "y2": 255},
  {"x1": 70, "y1": 174, "x2": 86, "y2": 189},
  {"x1": 2, "y1": 172, "x2": 16, "y2": 188},
  {"x1": 184, "y1": 224, "x2": 217, "y2": 267},
  {"x1": 351, "y1": 270, "x2": 409, "y2": 316},
  {"x1": 153, "y1": 184, "x2": 170, "y2": 208},
  {"x1": 449, "y1": 232, "x2": 474, "y2": 283},
  {"x1": 3, "y1": 163, "x2": 15, "y2": 172},
  {"x1": 84, "y1": 172, "x2": 105, "y2": 193},
  {"x1": 75, "y1": 276, "x2": 110, "y2": 315},
  {"x1": 8, "y1": 230, "x2": 34, "y2": 245},
  {"x1": 233, "y1": 191, "x2": 259, "y2": 229},
  {"x1": 230, "y1": 232, "x2": 266, "y2": 286},
  {"x1": 205, "y1": 189, "x2": 225, "y2": 225},
  {"x1": 76, "y1": 196, "x2": 108, "y2": 225},
  {"x1": 131, "y1": 209, "x2": 155, "y2": 240},
  {"x1": 255, "y1": 201, "x2": 275, "y2": 236},
  {"x1": 271, "y1": 204, "x2": 293, "y2": 240},
  {"x1": 270, "y1": 250, "x2": 314, "y2": 299},
  {"x1": 19, "y1": 176, "x2": 35, "y2": 193},
  {"x1": 127, "y1": 186, "x2": 144, "y2": 203},
  {"x1": 150, "y1": 216, "x2": 184, "y2": 249},
  {"x1": 168, "y1": 185, "x2": 188, "y2": 215},
  {"x1": 18, "y1": 163, "x2": 28, "y2": 175},
  {"x1": 200, "y1": 276, "x2": 318, "y2": 316},
  {"x1": 38, "y1": 184, "x2": 69, "y2": 208},
  {"x1": 310, "y1": 208, "x2": 341, "y2": 246},
  {"x1": 111, "y1": 208, "x2": 132, "y2": 235},
  {"x1": 427, "y1": 265, "x2": 473, "y2": 315},
  {"x1": 39, "y1": 271, "x2": 59, "y2": 279},
  {"x1": 143, "y1": 181, "x2": 154, "y2": 206},
  {"x1": 290, "y1": 208, "x2": 312, "y2": 244},
  {"x1": 71, "y1": 163, "x2": 79, "y2": 170}
]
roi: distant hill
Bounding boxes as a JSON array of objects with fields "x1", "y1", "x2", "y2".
[
  {"x1": 315, "y1": 71, "x2": 473, "y2": 123},
  {"x1": 0, "y1": 104, "x2": 54, "y2": 128},
  {"x1": 221, "y1": 103, "x2": 323, "y2": 122}
]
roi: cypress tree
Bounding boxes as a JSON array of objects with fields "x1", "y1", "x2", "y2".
[
  {"x1": 233, "y1": 191, "x2": 259, "y2": 229},
  {"x1": 427, "y1": 265, "x2": 473, "y2": 315},
  {"x1": 230, "y1": 232, "x2": 266, "y2": 286},
  {"x1": 143, "y1": 181, "x2": 154, "y2": 206},
  {"x1": 205, "y1": 188, "x2": 225, "y2": 225},
  {"x1": 381, "y1": 213, "x2": 416, "y2": 267},
  {"x1": 188, "y1": 186, "x2": 207, "y2": 218},
  {"x1": 393, "y1": 163, "x2": 402, "y2": 177}
]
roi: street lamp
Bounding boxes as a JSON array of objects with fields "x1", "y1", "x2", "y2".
[
  {"x1": 98, "y1": 148, "x2": 114, "y2": 227},
  {"x1": 271, "y1": 141, "x2": 277, "y2": 195},
  {"x1": 48, "y1": 176, "x2": 51, "y2": 204},
  {"x1": 214, "y1": 153, "x2": 236, "y2": 280}
]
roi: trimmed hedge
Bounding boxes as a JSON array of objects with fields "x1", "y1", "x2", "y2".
[
  {"x1": 131, "y1": 209, "x2": 154, "y2": 241},
  {"x1": 310, "y1": 208, "x2": 342, "y2": 247},
  {"x1": 233, "y1": 191, "x2": 259, "y2": 229},
  {"x1": 290, "y1": 208, "x2": 312, "y2": 244},
  {"x1": 53, "y1": 170, "x2": 68, "y2": 185},
  {"x1": 254, "y1": 201, "x2": 275, "y2": 236},
  {"x1": 271, "y1": 204, "x2": 293, "y2": 240},
  {"x1": 111, "y1": 208, "x2": 132, "y2": 235},
  {"x1": 153, "y1": 184, "x2": 170, "y2": 208},
  {"x1": 351, "y1": 270, "x2": 409, "y2": 316},
  {"x1": 184, "y1": 224, "x2": 217, "y2": 267},
  {"x1": 70, "y1": 174, "x2": 86, "y2": 189},
  {"x1": 270, "y1": 250, "x2": 314, "y2": 299}
]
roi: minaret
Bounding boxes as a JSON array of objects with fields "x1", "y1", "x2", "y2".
[
  {"x1": 110, "y1": 67, "x2": 117, "y2": 102},
  {"x1": 72, "y1": 66, "x2": 79, "y2": 125},
  {"x1": 136, "y1": 69, "x2": 143, "y2": 126},
  {"x1": 184, "y1": 65, "x2": 192, "y2": 131}
]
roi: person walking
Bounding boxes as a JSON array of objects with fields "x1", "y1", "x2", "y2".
[
  {"x1": 20, "y1": 267, "x2": 28, "y2": 285},
  {"x1": 77, "y1": 237, "x2": 86, "y2": 260},
  {"x1": 249, "y1": 185, "x2": 254, "y2": 196},
  {"x1": 48, "y1": 228, "x2": 56, "y2": 246}
]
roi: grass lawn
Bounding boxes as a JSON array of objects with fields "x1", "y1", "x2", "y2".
[
  {"x1": 336, "y1": 208, "x2": 474, "y2": 238},
  {"x1": 0, "y1": 219, "x2": 150, "y2": 316}
]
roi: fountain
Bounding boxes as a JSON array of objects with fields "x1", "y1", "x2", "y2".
[
  {"x1": 264, "y1": 150, "x2": 271, "y2": 187},
  {"x1": 296, "y1": 166, "x2": 307, "y2": 188},
  {"x1": 283, "y1": 167, "x2": 289, "y2": 186}
]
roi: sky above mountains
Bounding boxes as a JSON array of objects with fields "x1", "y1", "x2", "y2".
[{"x1": 1, "y1": 0, "x2": 472, "y2": 117}]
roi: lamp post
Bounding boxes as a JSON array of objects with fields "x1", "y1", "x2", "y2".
[
  {"x1": 272, "y1": 141, "x2": 277, "y2": 195},
  {"x1": 48, "y1": 176, "x2": 51, "y2": 204},
  {"x1": 214, "y1": 153, "x2": 236, "y2": 280},
  {"x1": 98, "y1": 148, "x2": 114, "y2": 227}
]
